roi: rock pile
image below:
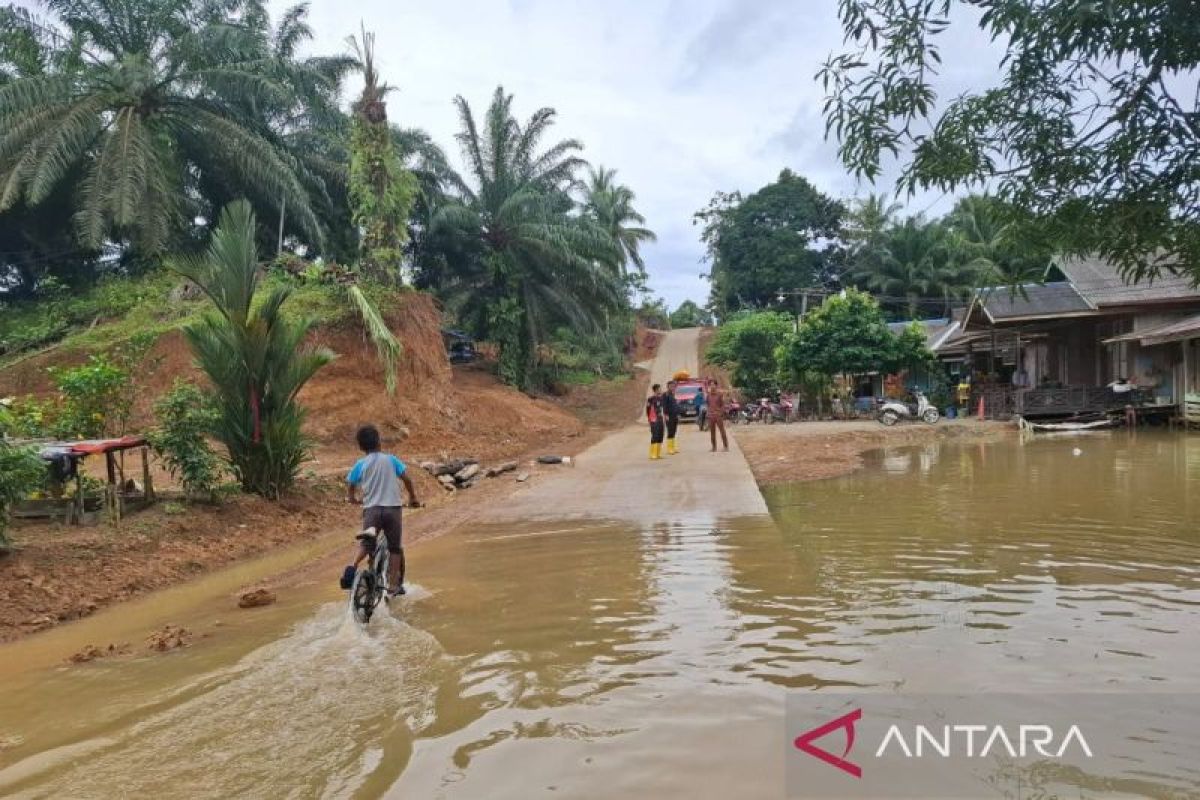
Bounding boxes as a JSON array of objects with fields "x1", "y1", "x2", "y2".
[{"x1": 420, "y1": 458, "x2": 519, "y2": 491}]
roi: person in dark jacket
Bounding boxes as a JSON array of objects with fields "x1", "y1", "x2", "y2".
[
  {"x1": 646, "y1": 384, "x2": 665, "y2": 460},
  {"x1": 664, "y1": 380, "x2": 682, "y2": 455}
]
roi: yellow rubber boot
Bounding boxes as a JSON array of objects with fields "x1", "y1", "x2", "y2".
[
  {"x1": 667, "y1": 438, "x2": 677, "y2": 455},
  {"x1": 649, "y1": 443, "x2": 658, "y2": 460}
]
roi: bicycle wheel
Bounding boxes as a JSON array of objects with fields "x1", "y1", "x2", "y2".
[
  {"x1": 374, "y1": 547, "x2": 390, "y2": 600},
  {"x1": 349, "y1": 568, "x2": 376, "y2": 623}
]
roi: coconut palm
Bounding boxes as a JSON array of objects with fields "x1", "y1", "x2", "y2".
[
  {"x1": 0, "y1": 0, "x2": 331, "y2": 253},
  {"x1": 844, "y1": 192, "x2": 901, "y2": 274},
  {"x1": 852, "y1": 217, "x2": 971, "y2": 319},
  {"x1": 169, "y1": 200, "x2": 333, "y2": 498},
  {"x1": 945, "y1": 195, "x2": 1050, "y2": 288},
  {"x1": 434, "y1": 86, "x2": 621, "y2": 388},
  {"x1": 582, "y1": 166, "x2": 656, "y2": 277}
]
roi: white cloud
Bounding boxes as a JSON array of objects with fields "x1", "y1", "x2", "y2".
[{"x1": 283, "y1": 0, "x2": 1005, "y2": 307}]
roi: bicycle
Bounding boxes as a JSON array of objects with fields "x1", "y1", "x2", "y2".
[{"x1": 348, "y1": 526, "x2": 390, "y2": 624}]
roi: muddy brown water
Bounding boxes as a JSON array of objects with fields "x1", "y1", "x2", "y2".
[{"x1": 1, "y1": 433, "x2": 1198, "y2": 799}]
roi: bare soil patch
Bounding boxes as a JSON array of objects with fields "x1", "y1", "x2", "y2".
[{"x1": 735, "y1": 418, "x2": 1013, "y2": 485}]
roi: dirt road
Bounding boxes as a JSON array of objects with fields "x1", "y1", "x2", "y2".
[{"x1": 483, "y1": 327, "x2": 768, "y2": 525}]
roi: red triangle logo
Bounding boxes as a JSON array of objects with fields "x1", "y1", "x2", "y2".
[{"x1": 793, "y1": 708, "x2": 863, "y2": 778}]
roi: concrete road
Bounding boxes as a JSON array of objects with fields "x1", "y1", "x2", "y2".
[{"x1": 481, "y1": 328, "x2": 769, "y2": 526}]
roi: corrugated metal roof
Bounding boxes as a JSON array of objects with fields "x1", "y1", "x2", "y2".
[
  {"x1": 1139, "y1": 312, "x2": 1200, "y2": 344},
  {"x1": 1055, "y1": 255, "x2": 1200, "y2": 307},
  {"x1": 979, "y1": 282, "x2": 1092, "y2": 320},
  {"x1": 886, "y1": 318, "x2": 958, "y2": 350}
]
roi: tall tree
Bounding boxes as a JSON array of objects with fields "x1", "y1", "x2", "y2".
[
  {"x1": 582, "y1": 166, "x2": 656, "y2": 279},
  {"x1": 695, "y1": 169, "x2": 844, "y2": 316},
  {"x1": 820, "y1": 1, "x2": 1200, "y2": 282},
  {"x1": 669, "y1": 299, "x2": 714, "y2": 329},
  {"x1": 346, "y1": 27, "x2": 417, "y2": 283},
  {"x1": 434, "y1": 87, "x2": 620, "y2": 389},
  {"x1": 0, "y1": 0, "x2": 332, "y2": 254}
]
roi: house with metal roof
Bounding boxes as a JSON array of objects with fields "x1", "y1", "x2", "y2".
[{"x1": 933, "y1": 257, "x2": 1200, "y2": 421}]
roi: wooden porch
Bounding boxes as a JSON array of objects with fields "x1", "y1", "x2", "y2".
[{"x1": 973, "y1": 385, "x2": 1163, "y2": 420}]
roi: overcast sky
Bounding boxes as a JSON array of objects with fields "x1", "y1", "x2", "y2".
[{"x1": 285, "y1": 0, "x2": 1004, "y2": 308}]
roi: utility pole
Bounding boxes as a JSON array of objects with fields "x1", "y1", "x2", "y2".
[{"x1": 277, "y1": 197, "x2": 286, "y2": 255}]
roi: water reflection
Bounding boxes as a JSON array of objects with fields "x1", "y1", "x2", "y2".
[
  {"x1": 2, "y1": 434, "x2": 1198, "y2": 798},
  {"x1": 757, "y1": 432, "x2": 1200, "y2": 693}
]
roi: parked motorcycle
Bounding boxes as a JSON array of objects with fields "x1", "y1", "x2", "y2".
[
  {"x1": 877, "y1": 391, "x2": 940, "y2": 426},
  {"x1": 738, "y1": 399, "x2": 767, "y2": 424}
]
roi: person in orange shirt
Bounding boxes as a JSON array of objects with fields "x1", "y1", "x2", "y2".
[{"x1": 706, "y1": 378, "x2": 729, "y2": 452}]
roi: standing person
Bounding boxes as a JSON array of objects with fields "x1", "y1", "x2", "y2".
[
  {"x1": 664, "y1": 380, "x2": 682, "y2": 455},
  {"x1": 341, "y1": 424, "x2": 420, "y2": 597},
  {"x1": 646, "y1": 384, "x2": 665, "y2": 460},
  {"x1": 695, "y1": 385, "x2": 707, "y2": 431},
  {"x1": 706, "y1": 378, "x2": 729, "y2": 452}
]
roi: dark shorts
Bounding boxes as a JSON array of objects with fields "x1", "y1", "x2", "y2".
[{"x1": 363, "y1": 506, "x2": 403, "y2": 553}]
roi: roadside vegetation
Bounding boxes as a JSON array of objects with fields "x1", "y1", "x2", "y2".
[{"x1": 0, "y1": 0, "x2": 661, "y2": 531}]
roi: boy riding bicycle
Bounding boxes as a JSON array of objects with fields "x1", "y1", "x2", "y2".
[{"x1": 340, "y1": 424, "x2": 420, "y2": 597}]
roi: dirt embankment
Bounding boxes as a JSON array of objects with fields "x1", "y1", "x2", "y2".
[
  {"x1": 0, "y1": 294, "x2": 660, "y2": 643},
  {"x1": 735, "y1": 418, "x2": 1013, "y2": 485}
]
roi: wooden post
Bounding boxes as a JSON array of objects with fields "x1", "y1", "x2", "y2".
[
  {"x1": 73, "y1": 469, "x2": 83, "y2": 526},
  {"x1": 105, "y1": 451, "x2": 121, "y2": 524},
  {"x1": 142, "y1": 446, "x2": 155, "y2": 503},
  {"x1": 990, "y1": 327, "x2": 997, "y2": 375}
]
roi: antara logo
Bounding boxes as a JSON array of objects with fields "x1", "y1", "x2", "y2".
[
  {"x1": 794, "y1": 709, "x2": 863, "y2": 778},
  {"x1": 794, "y1": 709, "x2": 1094, "y2": 779}
]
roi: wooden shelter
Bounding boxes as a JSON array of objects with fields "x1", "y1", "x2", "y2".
[{"x1": 14, "y1": 435, "x2": 156, "y2": 525}]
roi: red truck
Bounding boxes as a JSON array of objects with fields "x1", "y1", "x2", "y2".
[{"x1": 671, "y1": 375, "x2": 707, "y2": 424}]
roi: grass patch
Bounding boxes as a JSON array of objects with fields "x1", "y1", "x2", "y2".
[{"x1": 0, "y1": 272, "x2": 194, "y2": 364}]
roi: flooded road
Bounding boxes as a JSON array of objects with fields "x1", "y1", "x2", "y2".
[{"x1": 1, "y1": 432, "x2": 1198, "y2": 798}]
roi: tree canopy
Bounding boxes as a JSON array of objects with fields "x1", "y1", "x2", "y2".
[
  {"x1": 695, "y1": 169, "x2": 844, "y2": 316},
  {"x1": 704, "y1": 311, "x2": 793, "y2": 398},
  {"x1": 668, "y1": 300, "x2": 713, "y2": 329},
  {"x1": 0, "y1": 0, "x2": 347, "y2": 257},
  {"x1": 820, "y1": 0, "x2": 1200, "y2": 282},
  {"x1": 778, "y1": 289, "x2": 910, "y2": 380}
]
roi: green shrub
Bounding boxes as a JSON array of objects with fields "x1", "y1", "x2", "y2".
[
  {"x1": 705, "y1": 311, "x2": 794, "y2": 397},
  {"x1": 48, "y1": 355, "x2": 127, "y2": 438},
  {"x1": 1, "y1": 397, "x2": 54, "y2": 438},
  {"x1": 148, "y1": 381, "x2": 226, "y2": 502},
  {"x1": 0, "y1": 441, "x2": 45, "y2": 550}
]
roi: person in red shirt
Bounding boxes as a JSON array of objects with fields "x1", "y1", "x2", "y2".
[{"x1": 646, "y1": 384, "x2": 665, "y2": 460}]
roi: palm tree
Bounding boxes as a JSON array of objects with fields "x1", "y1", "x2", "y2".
[
  {"x1": 345, "y1": 26, "x2": 417, "y2": 283},
  {"x1": 843, "y1": 192, "x2": 901, "y2": 282},
  {"x1": 169, "y1": 200, "x2": 333, "y2": 498},
  {"x1": 582, "y1": 166, "x2": 656, "y2": 277},
  {"x1": 945, "y1": 194, "x2": 1049, "y2": 288},
  {"x1": 434, "y1": 87, "x2": 620, "y2": 388},
  {"x1": 853, "y1": 217, "x2": 970, "y2": 319},
  {"x1": 0, "y1": 0, "x2": 331, "y2": 253}
]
